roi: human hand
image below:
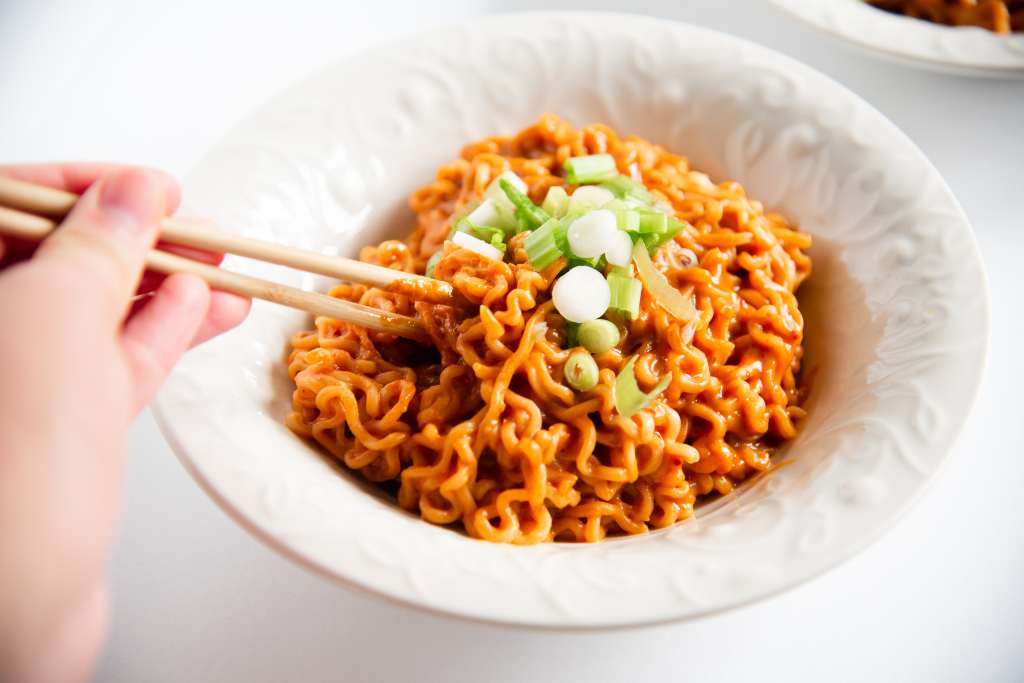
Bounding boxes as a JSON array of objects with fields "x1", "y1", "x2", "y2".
[{"x1": 0, "y1": 164, "x2": 250, "y2": 683}]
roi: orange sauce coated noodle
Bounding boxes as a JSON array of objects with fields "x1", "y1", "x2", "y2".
[
  {"x1": 286, "y1": 114, "x2": 812, "y2": 544},
  {"x1": 868, "y1": 0, "x2": 1024, "y2": 32}
]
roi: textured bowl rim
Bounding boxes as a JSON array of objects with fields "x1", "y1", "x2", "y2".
[
  {"x1": 153, "y1": 10, "x2": 991, "y2": 629},
  {"x1": 770, "y1": 0, "x2": 1024, "y2": 77}
]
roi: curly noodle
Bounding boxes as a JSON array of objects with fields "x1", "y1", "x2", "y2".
[
  {"x1": 286, "y1": 114, "x2": 812, "y2": 544},
  {"x1": 868, "y1": 0, "x2": 1024, "y2": 32}
]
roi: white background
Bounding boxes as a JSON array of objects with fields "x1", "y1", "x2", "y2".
[{"x1": 2, "y1": 1, "x2": 1021, "y2": 681}]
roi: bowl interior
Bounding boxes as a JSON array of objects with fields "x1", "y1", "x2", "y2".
[{"x1": 155, "y1": 12, "x2": 988, "y2": 627}]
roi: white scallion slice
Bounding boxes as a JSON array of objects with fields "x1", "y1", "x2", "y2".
[
  {"x1": 541, "y1": 186, "x2": 570, "y2": 217},
  {"x1": 451, "y1": 230, "x2": 503, "y2": 261},
  {"x1": 551, "y1": 266, "x2": 610, "y2": 323},
  {"x1": 605, "y1": 230, "x2": 633, "y2": 267},
  {"x1": 467, "y1": 198, "x2": 501, "y2": 227},
  {"x1": 632, "y1": 240, "x2": 696, "y2": 321},
  {"x1": 567, "y1": 209, "x2": 617, "y2": 258},
  {"x1": 568, "y1": 185, "x2": 616, "y2": 214},
  {"x1": 485, "y1": 170, "x2": 527, "y2": 207}
]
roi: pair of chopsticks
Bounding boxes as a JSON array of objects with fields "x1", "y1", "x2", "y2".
[{"x1": 0, "y1": 176, "x2": 452, "y2": 341}]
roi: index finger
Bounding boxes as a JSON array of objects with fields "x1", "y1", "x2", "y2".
[{"x1": 0, "y1": 163, "x2": 123, "y2": 194}]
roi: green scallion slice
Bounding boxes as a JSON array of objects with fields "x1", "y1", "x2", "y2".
[
  {"x1": 564, "y1": 154, "x2": 617, "y2": 185},
  {"x1": 637, "y1": 211, "x2": 668, "y2": 234},
  {"x1": 599, "y1": 175, "x2": 654, "y2": 204},
  {"x1": 606, "y1": 270, "x2": 642, "y2": 320},
  {"x1": 523, "y1": 217, "x2": 566, "y2": 270},
  {"x1": 541, "y1": 186, "x2": 570, "y2": 218},
  {"x1": 565, "y1": 321, "x2": 580, "y2": 348},
  {"x1": 614, "y1": 208, "x2": 640, "y2": 232},
  {"x1": 613, "y1": 355, "x2": 671, "y2": 418},
  {"x1": 641, "y1": 217, "x2": 687, "y2": 253},
  {"x1": 500, "y1": 179, "x2": 549, "y2": 232},
  {"x1": 564, "y1": 349, "x2": 599, "y2": 392}
]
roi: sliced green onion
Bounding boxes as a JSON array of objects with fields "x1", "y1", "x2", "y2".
[
  {"x1": 541, "y1": 186, "x2": 570, "y2": 218},
  {"x1": 452, "y1": 229, "x2": 503, "y2": 261},
  {"x1": 614, "y1": 355, "x2": 671, "y2": 418},
  {"x1": 424, "y1": 249, "x2": 443, "y2": 279},
  {"x1": 564, "y1": 349, "x2": 599, "y2": 392},
  {"x1": 565, "y1": 321, "x2": 580, "y2": 348},
  {"x1": 466, "y1": 199, "x2": 501, "y2": 230},
  {"x1": 578, "y1": 319, "x2": 620, "y2": 354},
  {"x1": 599, "y1": 175, "x2": 654, "y2": 204},
  {"x1": 523, "y1": 217, "x2": 566, "y2": 270},
  {"x1": 637, "y1": 211, "x2": 668, "y2": 234},
  {"x1": 485, "y1": 170, "x2": 527, "y2": 205},
  {"x1": 500, "y1": 178, "x2": 549, "y2": 232},
  {"x1": 568, "y1": 185, "x2": 616, "y2": 214},
  {"x1": 564, "y1": 153, "x2": 618, "y2": 185},
  {"x1": 632, "y1": 239, "x2": 696, "y2": 321},
  {"x1": 605, "y1": 230, "x2": 633, "y2": 267},
  {"x1": 567, "y1": 254, "x2": 604, "y2": 271},
  {"x1": 476, "y1": 226, "x2": 508, "y2": 251},
  {"x1": 567, "y1": 209, "x2": 617, "y2": 259},
  {"x1": 451, "y1": 219, "x2": 506, "y2": 252},
  {"x1": 614, "y1": 208, "x2": 640, "y2": 232},
  {"x1": 641, "y1": 217, "x2": 686, "y2": 253},
  {"x1": 552, "y1": 265, "x2": 611, "y2": 322},
  {"x1": 606, "y1": 269, "x2": 642, "y2": 320}
]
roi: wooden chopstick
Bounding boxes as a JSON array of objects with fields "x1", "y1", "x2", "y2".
[
  {"x1": 0, "y1": 175, "x2": 454, "y2": 301},
  {"x1": 0, "y1": 202, "x2": 427, "y2": 341}
]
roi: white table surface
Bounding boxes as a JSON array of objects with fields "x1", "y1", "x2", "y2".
[{"x1": 2, "y1": 1, "x2": 1021, "y2": 681}]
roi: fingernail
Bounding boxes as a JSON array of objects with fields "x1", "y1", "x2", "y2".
[{"x1": 97, "y1": 169, "x2": 167, "y2": 235}]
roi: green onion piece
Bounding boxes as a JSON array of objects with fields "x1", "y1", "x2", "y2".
[
  {"x1": 424, "y1": 250, "x2": 443, "y2": 279},
  {"x1": 607, "y1": 270, "x2": 642, "y2": 320},
  {"x1": 564, "y1": 154, "x2": 617, "y2": 185},
  {"x1": 578, "y1": 319, "x2": 620, "y2": 354},
  {"x1": 451, "y1": 218, "x2": 506, "y2": 249},
  {"x1": 523, "y1": 217, "x2": 566, "y2": 270},
  {"x1": 599, "y1": 175, "x2": 654, "y2": 204},
  {"x1": 614, "y1": 209, "x2": 640, "y2": 232},
  {"x1": 637, "y1": 211, "x2": 668, "y2": 234},
  {"x1": 485, "y1": 171, "x2": 526, "y2": 206},
  {"x1": 468, "y1": 222, "x2": 504, "y2": 242},
  {"x1": 568, "y1": 254, "x2": 604, "y2": 271},
  {"x1": 500, "y1": 178, "x2": 549, "y2": 232},
  {"x1": 641, "y1": 218, "x2": 686, "y2": 253},
  {"x1": 541, "y1": 186, "x2": 570, "y2": 217},
  {"x1": 565, "y1": 321, "x2": 580, "y2": 348},
  {"x1": 613, "y1": 355, "x2": 671, "y2": 418},
  {"x1": 564, "y1": 349, "x2": 599, "y2": 392}
]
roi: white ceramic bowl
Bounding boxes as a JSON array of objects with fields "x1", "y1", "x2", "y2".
[
  {"x1": 154, "y1": 12, "x2": 989, "y2": 628},
  {"x1": 771, "y1": 0, "x2": 1024, "y2": 77}
]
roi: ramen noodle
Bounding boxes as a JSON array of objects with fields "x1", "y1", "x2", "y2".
[
  {"x1": 867, "y1": 0, "x2": 1024, "y2": 32},
  {"x1": 286, "y1": 115, "x2": 812, "y2": 544}
]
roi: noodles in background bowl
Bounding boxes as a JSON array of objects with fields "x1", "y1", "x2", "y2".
[
  {"x1": 867, "y1": 0, "x2": 1024, "y2": 32},
  {"x1": 284, "y1": 114, "x2": 812, "y2": 544}
]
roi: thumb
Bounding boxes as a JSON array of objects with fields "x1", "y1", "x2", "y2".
[{"x1": 34, "y1": 168, "x2": 180, "y2": 327}]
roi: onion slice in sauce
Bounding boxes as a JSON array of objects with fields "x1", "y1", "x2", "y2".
[
  {"x1": 632, "y1": 240, "x2": 696, "y2": 322},
  {"x1": 614, "y1": 355, "x2": 671, "y2": 418}
]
